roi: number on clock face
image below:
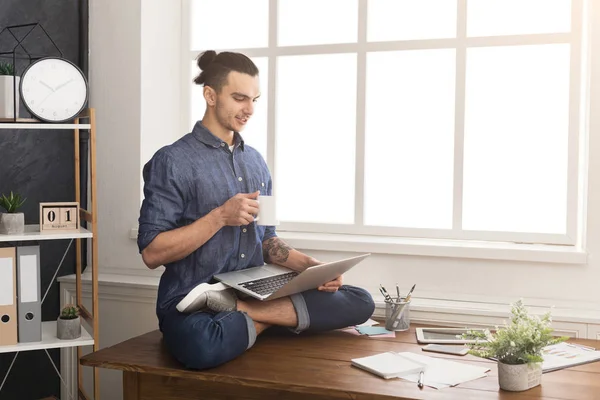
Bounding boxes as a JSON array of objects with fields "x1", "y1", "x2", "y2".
[{"x1": 20, "y1": 58, "x2": 88, "y2": 122}]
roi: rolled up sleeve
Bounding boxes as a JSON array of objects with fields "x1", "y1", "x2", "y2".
[{"x1": 137, "y1": 149, "x2": 188, "y2": 253}]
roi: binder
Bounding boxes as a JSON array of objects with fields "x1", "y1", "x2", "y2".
[
  {"x1": 0, "y1": 247, "x2": 18, "y2": 346},
  {"x1": 17, "y1": 245, "x2": 42, "y2": 342}
]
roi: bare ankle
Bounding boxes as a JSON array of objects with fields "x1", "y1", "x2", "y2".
[{"x1": 254, "y1": 320, "x2": 270, "y2": 335}]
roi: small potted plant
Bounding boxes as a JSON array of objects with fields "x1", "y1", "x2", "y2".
[
  {"x1": 0, "y1": 191, "x2": 26, "y2": 234},
  {"x1": 463, "y1": 299, "x2": 567, "y2": 392},
  {"x1": 0, "y1": 61, "x2": 19, "y2": 119},
  {"x1": 57, "y1": 304, "x2": 81, "y2": 340}
]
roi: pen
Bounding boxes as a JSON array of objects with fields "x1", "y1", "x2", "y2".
[
  {"x1": 405, "y1": 284, "x2": 416, "y2": 301},
  {"x1": 380, "y1": 285, "x2": 393, "y2": 302},
  {"x1": 396, "y1": 283, "x2": 400, "y2": 299},
  {"x1": 378, "y1": 287, "x2": 388, "y2": 302},
  {"x1": 417, "y1": 370, "x2": 424, "y2": 388}
]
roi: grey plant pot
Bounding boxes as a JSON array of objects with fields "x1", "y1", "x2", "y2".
[
  {"x1": 57, "y1": 316, "x2": 81, "y2": 340},
  {"x1": 0, "y1": 212, "x2": 24, "y2": 234}
]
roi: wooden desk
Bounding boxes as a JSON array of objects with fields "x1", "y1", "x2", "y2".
[{"x1": 81, "y1": 326, "x2": 600, "y2": 400}]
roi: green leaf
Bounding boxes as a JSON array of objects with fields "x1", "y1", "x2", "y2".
[
  {"x1": 0, "y1": 191, "x2": 25, "y2": 213},
  {"x1": 0, "y1": 62, "x2": 14, "y2": 76}
]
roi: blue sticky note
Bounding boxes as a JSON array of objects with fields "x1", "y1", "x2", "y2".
[{"x1": 356, "y1": 326, "x2": 393, "y2": 336}]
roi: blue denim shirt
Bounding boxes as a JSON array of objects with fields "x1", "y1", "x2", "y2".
[{"x1": 138, "y1": 121, "x2": 277, "y2": 320}]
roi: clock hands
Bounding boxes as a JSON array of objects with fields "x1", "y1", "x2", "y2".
[
  {"x1": 38, "y1": 91, "x2": 55, "y2": 107},
  {"x1": 38, "y1": 78, "x2": 75, "y2": 107},
  {"x1": 39, "y1": 80, "x2": 55, "y2": 92},
  {"x1": 53, "y1": 78, "x2": 74, "y2": 92}
]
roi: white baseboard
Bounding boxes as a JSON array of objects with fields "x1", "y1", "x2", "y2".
[{"x1": 59, "y1": 273, "x2": 600, "y2": 399}]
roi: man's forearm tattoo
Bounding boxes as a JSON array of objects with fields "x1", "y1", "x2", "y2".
[{"x1": 263, "y1": 237, "x2": 292, "y2": 263}]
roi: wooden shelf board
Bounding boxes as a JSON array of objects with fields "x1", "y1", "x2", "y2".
[
  {"x1": 0, "y1": 224, "x2": 93, "y2": 242},
  {"x1": 0, "y1": 321, "x2": 94, "y2": 354}
]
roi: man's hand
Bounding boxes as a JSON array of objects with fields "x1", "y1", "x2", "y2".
[
  {"x1": 318, "y1": 275, "x2": 343, "y2": 293},
  {"x1": 218, "y1": 191, "x2": 259, "y2": 226},
  {"x1": 306, "y1": 258, "x2": 343, "y2": 293}
]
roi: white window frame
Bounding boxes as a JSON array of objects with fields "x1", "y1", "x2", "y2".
[{"x1": 181, "y1": 0, "x2": 587, "y2": 247}]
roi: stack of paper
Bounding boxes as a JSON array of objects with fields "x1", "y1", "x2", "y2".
[
  {"x1": 351, "y1": 352, "x2": 426, "y2": 379},
  {"x1": 398, "y1": 353, "x2": 490, "y2": 389}
]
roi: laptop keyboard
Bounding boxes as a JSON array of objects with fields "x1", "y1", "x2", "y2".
[{"x1": 239, "y1": 272, "x2": 299, "y2": 296}]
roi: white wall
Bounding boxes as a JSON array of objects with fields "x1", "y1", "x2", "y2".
[
  {"x1": 89, "y1": 0, "x2": 144, "y2": 273},
  {"x1": 90, "y1": 0, "x2": 181, "y2": 276},
  {"x1": 140, "y1": 0, "x2": 182, "y2": 170},
  {"x1": 89, "y1": 2, "x2": 600, "y2": 315}
]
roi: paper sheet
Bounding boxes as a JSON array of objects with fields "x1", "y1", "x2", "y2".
[
  {"x1": 356, "y1": 318, "x2": 379, "y2": 327},
  {"x1": 337, "y1": 327, "x2": 361, "y2": 336},
  {"x1": 398, "y1": 352, "x2": 490, "y2": 389},
  {"x1": 542, "y1": 342, "x2": 600, "y2": 372},
  {"x1": 369, "y1": 332, "x2": 396, "y2": 338}
]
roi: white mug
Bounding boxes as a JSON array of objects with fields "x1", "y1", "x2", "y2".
[{"x1": 256, "y1": 195, "x2": 279, "y2": 226}]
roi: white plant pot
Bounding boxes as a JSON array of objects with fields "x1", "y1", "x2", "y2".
[
  {"x1": 497, "y1": 361, "x2": 542, "y2": 391},
  {"x1": 0, "y1": 75, "x2": 20, "y2": 119},
  {"x1": 0, "y1": 212, "x2": 24, "y2": 234}
]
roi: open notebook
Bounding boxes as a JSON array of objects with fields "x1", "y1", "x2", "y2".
[{"x1": 351, "y1": 352, "x2": 426, "y2": 379}]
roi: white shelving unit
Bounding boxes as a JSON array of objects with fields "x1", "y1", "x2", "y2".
[
  {"x1": 0, "y1": 225, "x2": 92, "y2": 242},
  {"x1": 0, "y1": 322, "x2": 94, "y2": 354},
  {"x1": 0, "y1": 109, "x2": 100, "y2": 400}
]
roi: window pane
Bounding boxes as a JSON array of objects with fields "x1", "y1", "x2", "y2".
[
  {"x1": 276, "y1": 54, "x2": 357, "y2": 223},
  {"x1": 278, "y1": 0, "x2": 358, "y2": 46},
  {"x1": 190, "y1": 58, "x2": 269, "y2": 161},
  {"x1": 368, "y1": 0, "x2": 457, "y2": 42},
  {"x1": 364, "y1": 50, "x2": 456, "y2": 229},
  {"x1": 467, "y1": 0, "x2": 571, "y2": 37},
  {"x1": 190, "y1": 0, "x2": 268, "y2": 50},
  {"x1": 463, "y1": 44, "x2": 570, "y2": 233}
]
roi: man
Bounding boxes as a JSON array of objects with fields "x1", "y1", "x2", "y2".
[{"x1": 138, "y1": 50, "x2": 374, "y2": 370}]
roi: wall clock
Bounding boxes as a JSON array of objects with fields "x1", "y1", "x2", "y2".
[{"x1": 20, "y1": 57, "x2": 88, "y2": 123}]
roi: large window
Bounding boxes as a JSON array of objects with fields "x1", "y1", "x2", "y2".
[{"x1": 183, "y1": 0, "x2": 586, "y2": 245}]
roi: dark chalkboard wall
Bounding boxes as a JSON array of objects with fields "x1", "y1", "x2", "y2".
[{"x1": 0, "y1": 1, "x2": 88, "y2": 399}]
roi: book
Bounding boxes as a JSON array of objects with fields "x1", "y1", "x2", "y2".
[{"x1": 351, "y1": 352, "x2": 426, "y2": 379}]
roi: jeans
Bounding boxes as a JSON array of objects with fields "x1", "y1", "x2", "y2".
[{"x1": 161, "y1": 285, "x2": 375, "y2": 370}]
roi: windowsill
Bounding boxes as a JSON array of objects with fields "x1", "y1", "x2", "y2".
[
  {"x1": 128, "y1": 227, "x2": 587, "y2": 264},
  {"x1": 58, "y1": 271, "x2": 600, "y2": 325},
  {"x1": 276, "y1": 231, "x2": 588, "y2": 264}
]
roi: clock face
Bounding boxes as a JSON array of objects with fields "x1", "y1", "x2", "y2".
[{"x1": 20, "y1": 57, "x2": 88, "y2": 122}]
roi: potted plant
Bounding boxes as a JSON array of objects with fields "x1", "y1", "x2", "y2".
[
  {"x1": 463, "y1": 299, "x2": 567, "y2": 392},
  {"x1": 57, "y1": 304, "x2": 81, "y2": 340},
  {"x1": 0, "y1": 191, "x2": 26, "y2": 234},
  {"x1": 0, "y1": 61, "x2": 19, "y2": 119}
]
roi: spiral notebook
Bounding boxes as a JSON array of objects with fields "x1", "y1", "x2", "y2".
[{"x1": 351, "y1": 352, "x2": 426, "y2": 379}]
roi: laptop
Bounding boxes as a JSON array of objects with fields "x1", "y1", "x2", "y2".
[{"x1": 216, "y1": 253, "x2": 370, "y2": 301}]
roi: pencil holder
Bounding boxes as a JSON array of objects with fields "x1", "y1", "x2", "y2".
[{"x1": 385, "y1": 297, "x2": 410, "y2": 331}]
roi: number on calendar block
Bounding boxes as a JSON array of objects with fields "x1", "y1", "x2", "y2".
[{"x1": 40, "y1": 202, "x2": 80, "y2": 232}]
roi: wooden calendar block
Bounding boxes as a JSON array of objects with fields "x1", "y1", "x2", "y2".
[
  {"x1": 40, "y1": 202, "x2": 79, "y2": 232},
  {"x1": 60, "y1": 206, "x2": 77, "y2": 225}
]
